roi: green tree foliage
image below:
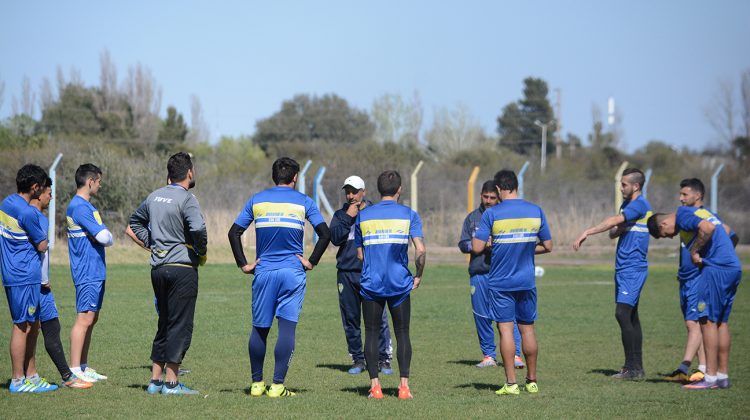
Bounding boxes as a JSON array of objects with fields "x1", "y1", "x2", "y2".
[
  {"x1": 253, "y1": 94, "x2": 374, "y2": 151},
  {"x1": 157, "y1": 106, "x2": 188, "y2": 152},
  {"x1": 41, "y1": 84, "x2": 136, "y2": 139},
  {"x1": 0, "y1": 115, "x2": 46, "y2": 150},
  {"x1": 497, "y1": 77, "x2": 555, "y2": 155}
]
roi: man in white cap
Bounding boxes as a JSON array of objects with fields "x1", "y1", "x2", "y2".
[{"x1": 329, "y1": 176, "x2": 393, "y2": 375}]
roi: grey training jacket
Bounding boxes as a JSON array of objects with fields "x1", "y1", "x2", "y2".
[{"x1": 129, "y1": 184, "x2": 207, "y2": 268}]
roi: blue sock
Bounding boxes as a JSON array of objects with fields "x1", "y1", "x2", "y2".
[
  {"x1": 249, "y1": 326, "x2": 270, "y2": 382},
  {"x1": 81, "y1": 363, "x2": 88, "y2": 371},
  {"x1": 273, "y1": 318, "x2": 297, "y2": 384}
]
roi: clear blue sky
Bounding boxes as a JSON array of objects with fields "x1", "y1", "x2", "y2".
[{"x1": 2, "y1": 1, "x2": 749, "y2": 152}]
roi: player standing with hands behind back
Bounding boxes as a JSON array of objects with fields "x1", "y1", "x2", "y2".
[{"x1": 355, "y1": 170, "x2": 426, "y2": 400}]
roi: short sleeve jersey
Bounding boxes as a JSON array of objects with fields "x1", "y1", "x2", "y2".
[
  {"x1": 66, "y1": 195, "x2": 107, "y2": 284},
  {"x1": 355, "y1": 200, "x2": 423, "y2": 298},
  {"x1": 676, "y1": 206, "x2": 740, "y2": 271},
  {"x1": 474, "y1": 199, "x2": 551, "y2": 291},
  {"x1": 677, "y1": 207, "x2": 731, "y2": 281},
  {"x1": 234, "y1": 186, "x2": 324, "y2": 273},
  {"x1": 0, "y1": 194, "x2": 46, "y2": 286},
  {"x1": 615, "y1": 195, "x2": 652, "y2": 272}
]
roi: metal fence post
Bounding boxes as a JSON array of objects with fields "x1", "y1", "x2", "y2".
[
  {"x1": 614, "y1": 161, "x2": 629, "y2": 212},
  {"x1": 642, "y1": 168, "x2": 653, "y2": 199},
  {"x1": 298, "y1": 160, "x2": 312, "y2": 195},
  {"x1": 410, "y1": 160, "x2": 424, "y2": 211},
  {"x1": 710, "y1": 163, "x2": 725, "y2": 213},
  {"x1": 48, "y1": 153, "x2": 63, "y2": 250},
  {"x1": 467, "y1": 166, "x2": 480, "y2": 213},
  {"x1": 312, "y1": 166, "x2": 326, "y2": 243},
  {"x1": 518, "y1": 161, "x2": 530, "y2": 199}
]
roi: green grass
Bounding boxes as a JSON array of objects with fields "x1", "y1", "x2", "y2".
[{"x1": 1, "y1": 263, "x2": 748, "y2": 419}]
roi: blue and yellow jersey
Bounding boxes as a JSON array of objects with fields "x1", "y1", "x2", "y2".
[
  {"x1": 234, "y1": 186, "x2": 324, "y2": 272},
  {"x1": 355, "y1": 200, "x2": 423, "y2": 299},
  {"x1": 475, "y1": 199, "x2": 551, "y2": 291},
  {"x1": 66, "y1": 195, "x2": 107, "y2": 285},
  {"x1": 615, "y1": 195, "x2": 652, "y2": 272},
  {"x1": 678, "y1": 207, "x2": 728, "y2": 281},
  {"x1": 676, "y1": 206, "x2": 740, "y2": 271},
  {"x1": 0, "y1": 194, "x2": 46, "y2": 287}
]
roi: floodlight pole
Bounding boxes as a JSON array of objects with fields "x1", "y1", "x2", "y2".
[
  {"x1": 642, "y1": 168, "x2": 653, "y2": 199},
  {"x1": 710, "y1": 163, "x2": 725, "y2": 213},
  {"x1": 614, "y1": 161, "x2": 629, "y2": 212},
  {"x1": 518, "y1": 161, "x2": 530, "y2": 200},
  {"x1": 298, "y1": 160, "x2": 312, "y2": 194},
  {"x1": 467, "y1": 166, "x2": 480, "y2": 213},
  {"x1": 48, "y1": 153, "x2": 63, "y2": 250},
  {"x1": 410, "y1": 160, "x2": 424, "y2": 211}
]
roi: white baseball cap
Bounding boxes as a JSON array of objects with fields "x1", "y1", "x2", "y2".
[{"x1": 342, "y1": 175, "x2": 365, "y2": 190}]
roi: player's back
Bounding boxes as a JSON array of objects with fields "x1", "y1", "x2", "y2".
[
  {"x1": 0, "y1": 194, "x2": 43, "y2": 286},
  {"x1": 239, "y1": 186, "x2": 321, "y2": 272},
  {"x1": 357, "y1": 200, "x2": 421, "y2": 298},
  {"x1": 677, "y1": 206, "x2": 740, "y2": 271},
  {"x1": 483, "y1": 199, "x2": 549, "y2": 291},
  {"x1": 66, "y1": 195, "x2": 106, "y2": 284}
]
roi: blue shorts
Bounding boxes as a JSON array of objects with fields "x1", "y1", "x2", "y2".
[
  {"x1": 4, "y1": 284, "x2": 40, "y2": 324},
  {"x1": 252, "y1": 268, "x2": 306, "y2": 327},
  {"x1": 470, "y1": 274, "x2": 492, "y2": 319},
  {"x1": 614, "y1": 270, "x2": 647, "y2": 306},
  {"x1": 488, "y1": 288, "x2": 537, "y2": 324},
  {"x1": 361, "y1": 290, "x2": 410, "y2": 308},
  {"x1": 679, "y1": 277, "x2": 702, "y2": 321},
  {"x1": 39, "y1": 286, "x2": 59, "y2": 322},
  {"x1": 697, "y1": 267, "x2": 741, "y2": 323},
  {"x1": 75, "y1": 280, "x2": 106, "y2": 313}
]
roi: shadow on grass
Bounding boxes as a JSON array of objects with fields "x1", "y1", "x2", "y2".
[
  {"x1": 589, "y1": 368, "x2": 619, "y2": 376},
  {"x1": 448, "y1": 360, "x2": 480, "y2": 367},
  {"x1": 341, "y1": 386, "x2": 398, "y2": 397},
  {"x1": 127, "y1": 384, "x2": 148, "y2": 391},
  {"x1": 121, "y1": 365, "x2": 152, "y2": 371},
  {"x1": 316, "y1": 363, "x2": 351, "y2": 372},
  {"x1": 0, "y1": 382, "x2": 8, "y2": 389},
  {"x1": 454, "y1": 383, "x2": 498, "y2": 391}
]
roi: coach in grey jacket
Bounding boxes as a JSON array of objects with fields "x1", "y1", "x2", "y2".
[{"x1": 129, "y1": 152, "x2": 207, "y2": 395}]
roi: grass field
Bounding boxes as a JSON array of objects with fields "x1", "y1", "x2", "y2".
[{"x1": 1, "y1": 261, "x2": 748, "y2": 419}]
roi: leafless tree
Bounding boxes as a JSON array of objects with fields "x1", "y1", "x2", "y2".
[
  {"x1": 741, "y1": 69, "x2": 750, "y2": 138},
  {"x1": 99, "y1": 49, "x2": 118, "y2": 112},
  {"x1": 371, "y1": 91, "x2": 422, "y2": 146},
  {"x1": 39, "y1": 77, "x2": 54, "y2": 114},
  {"x1": 188, "y1": 95, "x2": 209, "y2": 143},
  {"x1": 704, "y1": 78, "x2": 738, "y2": 148},
  {"x1": 55, "y1": 65, "x2": 66, "y2": 97},
  {"x1": 425, "y1": 103, "x2": 485, "y2": 156},
  {"x1": 0, "y1": 76, "x2": 5, "y2": 113},
  {"x1": 21, "y1": 76, "x2": 35, "y2": 117},
  {"x1": 124, "y1": 63, "x2": 162, "y2": 142}
]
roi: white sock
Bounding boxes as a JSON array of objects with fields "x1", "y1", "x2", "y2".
[
  {"x1": 704, "y1": 374, "x2": 717, "y2": 383},
  {"x1": 11, "y1": 376, "x2": 25, "y2": 385},
  {"x1": 71, "y1": 366, "x2": 82, "y2": 374},
  {"x1": 698, "y1": 364, "x2": 706, "y2": 373},
  {"x1": 26, "y1": 374, "x2": 40, "y2": 384},
  {"x1": 717, "y1": 372, "x2": 728, "y2": 380}
]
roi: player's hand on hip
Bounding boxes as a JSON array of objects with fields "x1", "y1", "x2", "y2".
[
  {"x1": 413, "y1": 277, "x2": 421, "y2": 289},
  {"x1": 691, "y1": 252, "x2": 703, "y2": 267},
  {"x1": 297, "y1": 255, "x2": 314, "y2": 271},
  {"x1": 241, "y1": 259, "x2": 260, "y2": 275},
  {"x1": 42, "y1": 283, "x2": 51, "y2": 290},
  {"x1": 198, "y1": 254, "x2": 208, "y2": 266}
]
